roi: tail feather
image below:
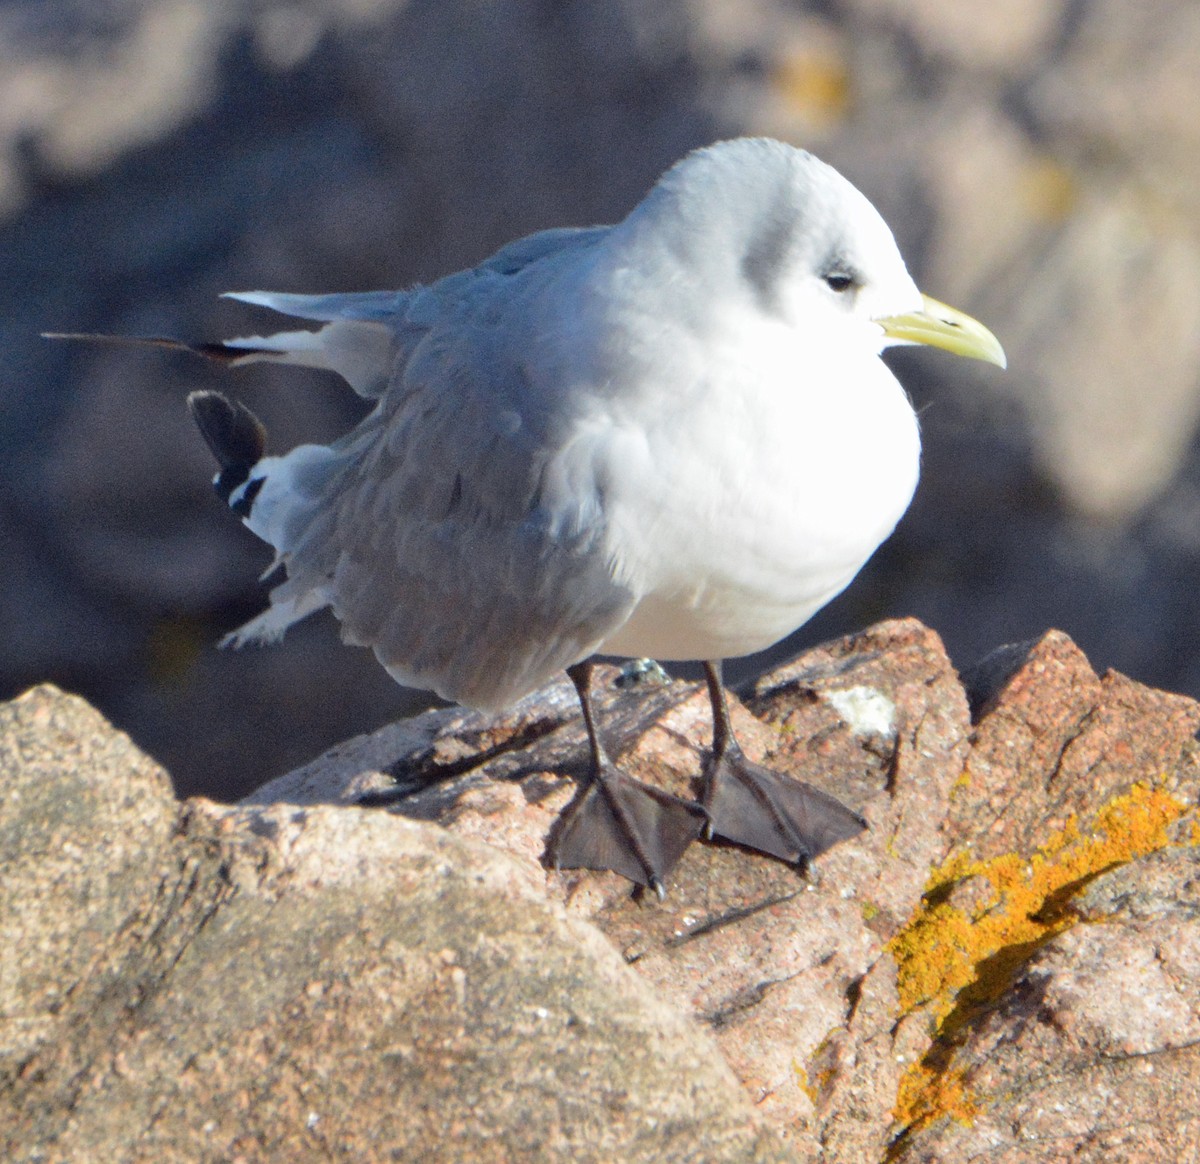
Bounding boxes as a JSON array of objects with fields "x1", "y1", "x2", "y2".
[
  {"x1": 42, "y1": 332, "x2": 276, "y2": 365},
  {"x1": 45, "y1": 288, "x2": 405, "y2": 398},
  {"x1": 217, "y1": 322, "x2": 396, "y2": 397},
  {"x1": 47, "y1": 304, "x2": 374, "y2": 649},
  {"x1": 222, "y1": 289, "x2": 407, "y2": 323},
  {"x1": 218, "y1": 291, "x2": 405, "y2": 397}
]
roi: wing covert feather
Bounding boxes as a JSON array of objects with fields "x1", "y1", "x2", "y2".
[{"x1": 255, "y1": 246, "x2": 636, "y2": 710}]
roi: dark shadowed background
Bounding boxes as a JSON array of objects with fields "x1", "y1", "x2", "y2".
[{"x1": 4, "y1": 0, "x2": 1199, "y2": 801}]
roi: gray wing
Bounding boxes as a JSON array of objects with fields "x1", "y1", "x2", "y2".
[
  {"x1": 247, "y1": 232, "x2": 637, "y2": 710},
  {"x1": 215, "y1": 229, "x2": 610, "y2": 400}
]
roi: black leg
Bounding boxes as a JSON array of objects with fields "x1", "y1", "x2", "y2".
[
  {"x1": 547, "y1": 660, "x2": 706, "y2": 898},
  {"x1": 700, "y1": 661, "x2": 866, "y2": 865}
]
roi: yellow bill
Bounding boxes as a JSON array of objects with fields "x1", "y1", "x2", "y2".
[{"x1": 877, "y1": 294, "x2": 1006, "y2": 369}]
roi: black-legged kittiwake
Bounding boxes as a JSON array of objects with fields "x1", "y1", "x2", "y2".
[{"x1": 53, "y1": 137, "x2": 1006, "y2": 897}]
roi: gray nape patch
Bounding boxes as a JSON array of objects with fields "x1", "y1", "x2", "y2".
[{"x1": 739, "y1": 206, "x2": 796, "y2": 313}]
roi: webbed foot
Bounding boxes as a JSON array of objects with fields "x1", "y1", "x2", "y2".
[
  {"x1": 550, "y1": 766, "x2": 705, "y2": 898},
  {"x1": 702, "y1": 744, "x2": 865, "y2": 865}
]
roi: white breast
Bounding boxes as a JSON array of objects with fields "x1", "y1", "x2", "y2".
[{"x1": 594, "y1": 317, "x2": 920, "y2": 662}]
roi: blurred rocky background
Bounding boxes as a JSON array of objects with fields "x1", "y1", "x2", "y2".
[{"x1": 4, "y1": 0, "x2": 1199, "y2": 801}]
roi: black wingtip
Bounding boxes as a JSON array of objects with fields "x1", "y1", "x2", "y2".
[{"x1": 187, "y1": 390, "x2": 267, "y2": 506}]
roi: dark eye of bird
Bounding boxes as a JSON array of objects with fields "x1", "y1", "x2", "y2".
[{"x1": 824, "y1": 272, "x2": 856, "y2": 293}]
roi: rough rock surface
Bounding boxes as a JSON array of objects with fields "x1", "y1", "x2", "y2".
[
  {"x1": 254, "y1": 618, "x2": 972, "y2": 1158},
  {"x1": 1, "y1": 686, "x2": 789, "y2": 1163},
  {"x1": 7, "y1": 0, "x2": 1200, "y2": 802},
  {"x1": 5, "y1": 619, "x2": 1197, "y2": 1162},
  {"x1": 893, "y1": 846, "x2": 1200, "y2": 1163}
]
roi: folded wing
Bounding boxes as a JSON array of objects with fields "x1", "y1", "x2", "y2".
[{"x1": 224, "y1": 228, "x2": 636, "y2": 709}]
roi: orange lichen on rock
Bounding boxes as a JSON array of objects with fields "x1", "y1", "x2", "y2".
[
  {"x1": 887, "y1": 781, "x2": 1192, "y2": 1138},
  {"x1": 795, "y1": 1053, "x2": 837, "y2": 1109},
  {"x1": 893, "y1": 1062, "x2": 981, "y2": 1134}
]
